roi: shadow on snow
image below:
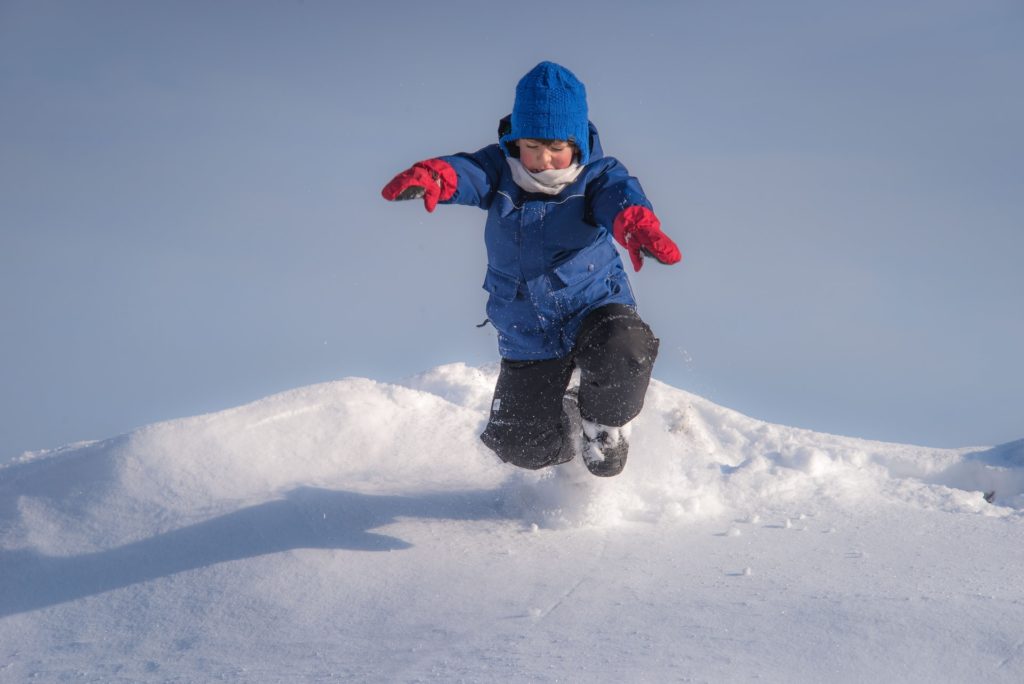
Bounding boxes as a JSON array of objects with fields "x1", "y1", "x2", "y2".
[{"x1": 0, "y1": 485, "x2": 507, "y2": 617}]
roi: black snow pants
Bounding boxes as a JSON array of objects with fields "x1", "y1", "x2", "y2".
[{"x1": 479, "y1": 304, "x2": 659, "y2": 470}]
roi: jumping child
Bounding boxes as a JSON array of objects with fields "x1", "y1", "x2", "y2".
[{"x1": 382, "y1": 61, "x2": 681, "y2": 476}]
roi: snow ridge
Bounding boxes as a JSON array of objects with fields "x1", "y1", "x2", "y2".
[{"x1": 4, "y1": 363, "x2": 1021, "y2": 540}]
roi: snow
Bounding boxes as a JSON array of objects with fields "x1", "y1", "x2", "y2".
[{"x1": 1, "y1": 362, "x2": 1022, "y2": 682}]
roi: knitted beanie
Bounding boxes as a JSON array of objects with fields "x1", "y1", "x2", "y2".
[{"x1": 499, "y1": 61, "x2": 591, "y2": 165}]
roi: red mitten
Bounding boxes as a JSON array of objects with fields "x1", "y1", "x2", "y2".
[
  {"x1": 381, "y1": 158, "x2": 457, "y2": 213},
  {"x1": 612, "y1": 206, "x2": 681, "y2": 272}
]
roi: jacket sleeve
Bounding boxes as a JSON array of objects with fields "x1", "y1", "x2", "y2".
[
  {"x1": 584, "y1": 157, "x2": 654, "y2": 230},
  {"x1": 439, "y1": 144, "x2": 506, "y2": 210}
]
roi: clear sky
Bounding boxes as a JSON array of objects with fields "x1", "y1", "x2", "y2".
[{"x1": 1, "y1": 0, "x2": 1022, "y2": 461}]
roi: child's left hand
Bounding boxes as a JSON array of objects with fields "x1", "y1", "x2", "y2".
[{"x1": 612, "y1": 206, "x2": 682, "y2": 271}]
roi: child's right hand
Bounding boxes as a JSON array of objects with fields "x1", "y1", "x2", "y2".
[{"x1": 381, "y1": 159, "x2": 457, "y2": 213}]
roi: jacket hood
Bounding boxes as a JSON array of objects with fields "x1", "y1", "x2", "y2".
[{"x1": 497, "y1": 115, "x2": 604, "y2": 165}]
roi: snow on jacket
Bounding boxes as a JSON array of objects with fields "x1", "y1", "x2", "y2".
[{"x1": 440, "y1": 117, "x2": 653, "y2": 360}]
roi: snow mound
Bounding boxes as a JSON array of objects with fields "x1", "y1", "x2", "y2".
[{"x1": 3, "y1": 363, "x2": 1020, "y2": 556}]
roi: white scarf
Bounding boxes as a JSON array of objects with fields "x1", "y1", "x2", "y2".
[{"x1": 506, "y1": 158, "x2": 584, "y2": 195}]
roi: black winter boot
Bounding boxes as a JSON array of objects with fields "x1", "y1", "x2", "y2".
[{"x1": 581, "y1": 419, "x2": 630, "y2": 477}]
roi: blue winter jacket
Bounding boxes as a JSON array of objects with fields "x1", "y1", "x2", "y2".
[{"x1": 441, "y1": 118, "x2": 653, "y2": 361}]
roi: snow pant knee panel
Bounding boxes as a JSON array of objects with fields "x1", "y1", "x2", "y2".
[
  {"x1": 573, "y1": 304, "x2": 659, "y2": 427},
  {"x1": 479, "y1": 356, "x2": 575, "y2": 469}
]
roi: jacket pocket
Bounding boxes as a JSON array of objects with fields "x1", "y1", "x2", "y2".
[
  {"x1": 482, "y1": 266, "x2": 520, "y2": 302},
  {"x1": 482, "y1": 267, "x2": 542, "y2": 357},
  {"x1": 552, "y1": 239, "x2": 619, "y2": 288},
  {"x1": 550, "y1": 239, "x2": 631, "y2": 320}
]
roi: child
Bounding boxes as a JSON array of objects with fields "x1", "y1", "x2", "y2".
[{"x1": 382, "y1": 61, "x2": 681, "y2": 477}]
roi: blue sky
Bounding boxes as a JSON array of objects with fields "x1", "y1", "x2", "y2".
[{"x1": 1, "y1": 0, "x2": 1022, "y2": 460}]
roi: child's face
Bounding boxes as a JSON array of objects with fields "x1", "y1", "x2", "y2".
[{"x1": 516, "y1": 139, "x2": 575, "y2": 172}]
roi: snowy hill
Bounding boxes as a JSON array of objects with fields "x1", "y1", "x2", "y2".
[{"x1": 2, "y1": 363, "x2": 1023, "y2": 682}]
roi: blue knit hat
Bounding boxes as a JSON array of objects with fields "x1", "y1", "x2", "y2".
[{"x1": 499, "y1": 61, "x2": 591, "y2": 165}]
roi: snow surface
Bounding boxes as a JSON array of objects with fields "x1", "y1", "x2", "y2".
[{"x1": 2, "y1": 363, "x2": 1023, "y2": 682}]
